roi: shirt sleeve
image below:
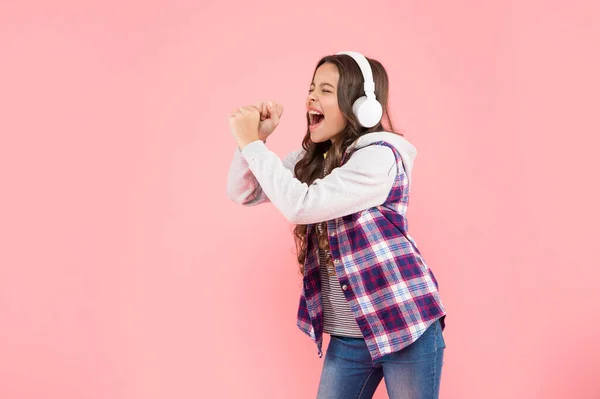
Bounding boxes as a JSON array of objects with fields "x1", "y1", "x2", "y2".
[
  {"x1": 226, "y1": 145, "x2": 304, "y2": 206},
  {"x1": 240, "y1": 140, "x2": 398, "y2": 224}
]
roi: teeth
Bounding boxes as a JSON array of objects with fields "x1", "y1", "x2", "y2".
[{"x1": 308, "y1": 109, "x2": 324, "y2": 126}]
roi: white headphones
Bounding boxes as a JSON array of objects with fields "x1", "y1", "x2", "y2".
[{"x1": 336, "y1": 51, "x2": 383, "y2": 128}]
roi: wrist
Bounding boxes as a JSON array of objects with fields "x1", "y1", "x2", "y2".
[{"x1": 238, "y1": 138, "x2": 262, "y2": 151}]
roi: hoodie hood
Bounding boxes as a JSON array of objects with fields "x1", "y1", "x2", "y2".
[{"x1": 346, "y1": 131, "x2": 418, "y2": 189}]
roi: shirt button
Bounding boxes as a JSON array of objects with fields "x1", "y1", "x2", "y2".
[
  {"x1": 329, "y1": 231, "x2": 336, "y2": 237},
  {"x1": 342, "y1": 284, "x2": 348, "y2": 291},
  {"x1": 333, "y1": 259, "x2": 340, "y2": 265}
]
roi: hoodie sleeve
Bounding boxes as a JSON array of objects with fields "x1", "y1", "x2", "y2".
[
  {"x1": 226, "y1": 145, "x2": 304, "y2": 206},
  {"x1": 239, "y1": 140, "x2": 398, "y2": 224}
]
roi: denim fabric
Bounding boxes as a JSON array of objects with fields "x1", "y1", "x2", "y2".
[{"x1": 316, "y1": 318, "x2": 446, "y2": 399}]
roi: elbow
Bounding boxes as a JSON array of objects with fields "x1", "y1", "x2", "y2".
[
  {"x1": 227, "y1": 192, "x2": 252, "y2": 206},
  {"x1": 281, "y1": 197, "x2": 316, "y2": 224},
  {"x1": 283, "y1": 208, "x2": 306, "y2": 225},
  {"x1": 226, "y1": 185, "x2": 247, "y2": 205},
  {"x1": 285, "y1": 214, "x2": 300, "y2": 224},
  {"x1": 226, "y1": 186, "x2": 261, "y2": 206},
  {"x1": 226, "y1": 184, "x2": 239, "y2": 203},
  {"x1": 227, "y1": 192, "x2": 242, "y2": 204}
]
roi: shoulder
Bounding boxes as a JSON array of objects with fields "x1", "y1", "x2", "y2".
[
  {"x1": 351, "y1": 132, "x2": 417, "y2": 160},
  {"x1": 347, "y1": 141, "x2": 397, "y2": 162},
  {"x1": 344, "y1": 144, "x2": 397, "y2": 177}
]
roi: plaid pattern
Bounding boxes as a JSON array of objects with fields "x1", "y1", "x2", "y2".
[{"x1": 296, "y1": 141, "x2": 447, "y2": 361}]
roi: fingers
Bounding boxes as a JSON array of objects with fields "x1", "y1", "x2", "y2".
[
  {"x1": 229, "y1": 106, "x2": 259, "y2": 121},
  {"x1": 261, "y1": 102, "x2": 267, "y2": 120},
  {"x1": 266, "y1": 100, "x2": 284, "y2": 117},
  {"x1": 239, "y1": 105, "x2": 258, "y2": 115},
  {"x1": 247, "y1": 105, "x2": 260, "y2": 113},
  {"x1": 253, "y1": 100, "x2": 283, "y2": 120},
  {"x1": 254, "y1": 101, "x2": 267, "y2": 120},
  {"x1": 267, "y1": 101, "x2": 282, "y2": 125},
  {"x1": 230, "y1": 102, "x2": 280, "y2": 120}
]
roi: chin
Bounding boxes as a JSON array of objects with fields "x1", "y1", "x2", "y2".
[{"x1": 310, "y1": 131, "x2": 329, "y2": 144}]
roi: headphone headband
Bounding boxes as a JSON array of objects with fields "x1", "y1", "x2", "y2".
[
  {"x1": 335, "y1": 51, "x2": 383, "y2": 128},
  {"x1": 337, "y1": 51, "x2": 376, "y2": 98}
]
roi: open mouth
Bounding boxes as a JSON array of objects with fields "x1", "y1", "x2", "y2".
[{"x1": 308, "y1": 110, "x2": 324, "y2": 130}]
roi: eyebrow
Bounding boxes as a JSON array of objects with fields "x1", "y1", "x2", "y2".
[{"x1": 310, "y1": 82, "x2": 336, "y2": 89}]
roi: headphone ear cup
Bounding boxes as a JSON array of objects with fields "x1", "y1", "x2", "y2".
[{"x1": 352, "y1": 96, "x2": 383, "y2": 128}]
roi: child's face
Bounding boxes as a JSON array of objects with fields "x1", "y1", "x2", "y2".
[{"x1": 306, "y1": 63, "x2": 348, "y2": 144}]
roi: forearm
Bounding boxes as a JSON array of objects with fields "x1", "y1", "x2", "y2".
[
  {"x1": 226, "y1": 147, "x2": 270, "y2": 206},
  {"x1": 241, "y1": 141, "x2": 397, "y2": 224}
]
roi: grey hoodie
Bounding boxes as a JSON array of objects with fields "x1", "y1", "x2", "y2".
[{"x1": 226, "y1": 131, "x2": 418, "y2": 225}]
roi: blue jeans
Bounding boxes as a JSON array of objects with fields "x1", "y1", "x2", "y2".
[{"x1": 316, "y1": 319, "x2": 446, "y2": 399}]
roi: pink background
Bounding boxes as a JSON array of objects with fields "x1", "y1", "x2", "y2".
[{"x1": 1, "y1": 1, "x2": 599, "y2": 398}]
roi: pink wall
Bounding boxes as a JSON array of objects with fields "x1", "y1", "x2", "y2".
[{"x1": 1, "y1": 1, "x2": 599, "y2": 398}]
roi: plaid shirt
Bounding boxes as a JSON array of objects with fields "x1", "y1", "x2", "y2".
[{"x1": 297, "y1": 141, "x2": 447, "y2": 361}]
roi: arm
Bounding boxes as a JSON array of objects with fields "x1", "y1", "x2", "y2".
[
  {"x1": 226, "y1": 146, "x2": 304, "y2": 206},
  {"x1": 240, "y1": 140, "x2": 398, "y2": 224}
]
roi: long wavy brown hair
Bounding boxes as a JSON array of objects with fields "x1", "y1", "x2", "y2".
[{"x1": 293, "y1": 53, "x2": 403, "y2": 276}]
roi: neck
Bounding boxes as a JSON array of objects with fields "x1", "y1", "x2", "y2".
[{"x1": 329, "y1": 138, "x2": 341, "y2": 152}]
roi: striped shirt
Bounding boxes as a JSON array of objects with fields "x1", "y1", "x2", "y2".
[{"x1": 317, "y1": 224, "x2": 363, "y2": 338}]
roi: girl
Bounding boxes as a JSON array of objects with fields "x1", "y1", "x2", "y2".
[{"x1": 227, "y1": 51, "x2": 447, "y2": 399}]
